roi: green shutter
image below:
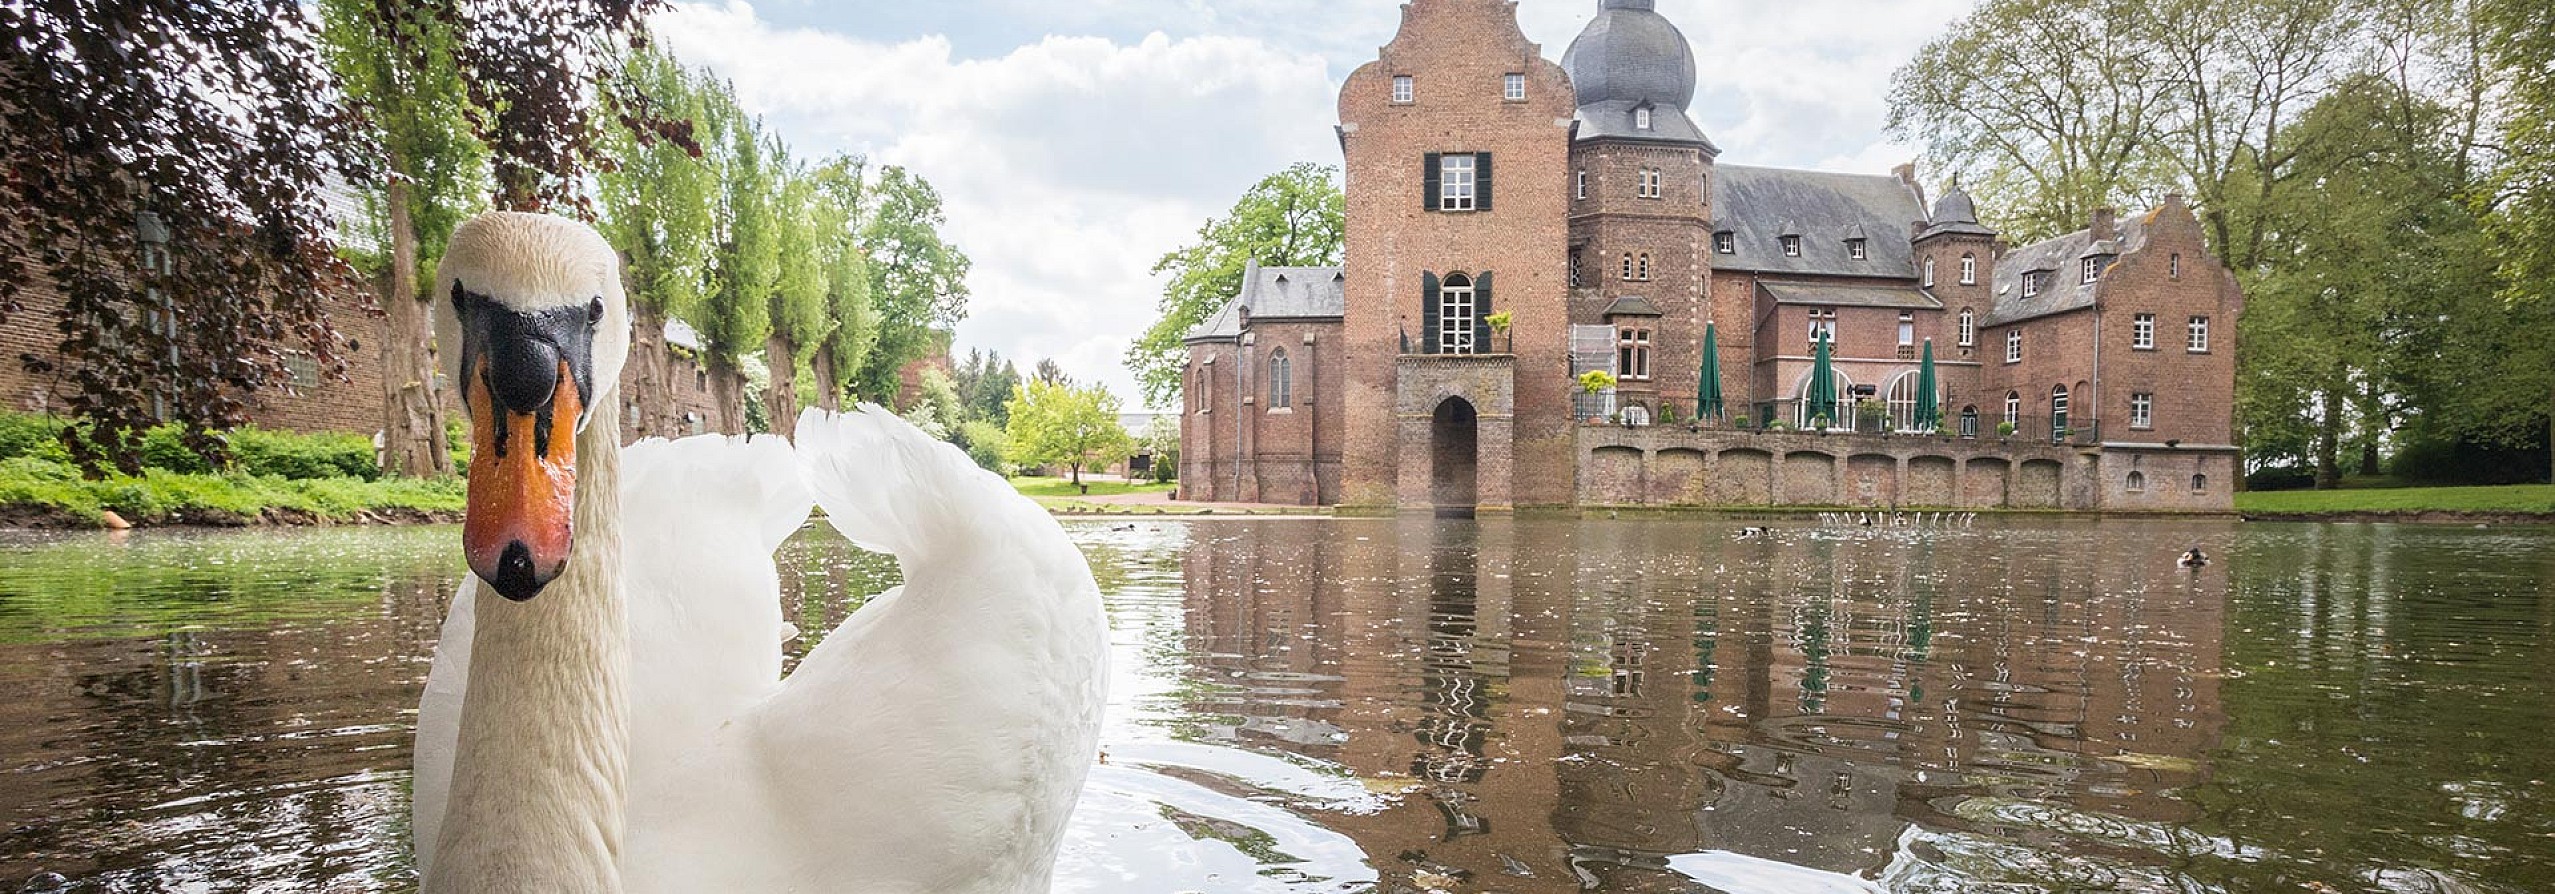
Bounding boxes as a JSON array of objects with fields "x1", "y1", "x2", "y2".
[
  {"x1": 1475, "y1": 153, "x2": 1493, "y2": 212},
  {"x1": 1420, "y1": 271, "x2": 1441, "y2": 354},
  {"x1": 1422, "y1": 153, "x2": 1442, "y2": 213},
  {"x1": 1474, "y1": 271, "x2": 1495, "y2": 352}
]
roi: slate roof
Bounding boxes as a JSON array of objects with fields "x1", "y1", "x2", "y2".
[
  {"x1": 1562, "y1": 0, "x2": 1696, "y2": 112},
  {"x1": 1184, "y1": 262, "x2": 1346, "y2": 343},
  {"x1": 1574, "y1": 101, "x2": 1716, "y2": 147},
  {"x1": 1983, "y1": 217, "x2": 2146, "y2": 326},
  {"x1": 1710, "y1": 165, "x2": 1927, "y2": 278},
  {"x1": 1759, "y1": 281, "x2": 1943, "y2": 310},
  {"x1": 1917, "y1": 184, "x2": 1996, "y2": 239}
]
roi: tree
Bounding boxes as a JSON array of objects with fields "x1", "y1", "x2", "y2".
[
  {"x1": 852, "y1": 165, "x2": 970, "y2": 401},
  {"x1": 318, "y1": 0, "x2": 487, "y2": 477},
  {"x1": 807, "y1": 155, "x2": 876, "y2": 411},
  {"x1": 0, "y1": 1, "x2": 373, "y2": 473},
  {"x1": 695, "y1": 90, "x2": 777, "y2": 433},
  {"x1": 1032, "y1": 358, "x2": 1072, "y2": 388},
  {"x1": 1128, "y1": 162, "x2": 1345, "y2": 407},
  {"x1": 2478, "y1": 0, "x2": 2555, "y2": 481},
  {"x1": 953, "y1": 348, "x2": 1020, "y2": 424},
  {"x1": 598, "y1": 47, "x2": 717, "y2": 440},
  {"x1": 449, "y1": 1, "x2": 666, "y2": 212},
  {"x1": 762, "y1": 151, "x2": 831, "y2": 438},
  {"x1": 1005, "y1": 379, "x2": 1132, "y2": 489}
]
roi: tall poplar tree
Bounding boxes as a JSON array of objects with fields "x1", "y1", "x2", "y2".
[
  {"x1": 599, "y1": 48, "x2": 717, "y2": 440},
  {"x1": 762, "y1": 153, "x2": 831, "y2": 437},
  {"x1": 696, "y1": 88, "x2": 776, "y2": 433}
]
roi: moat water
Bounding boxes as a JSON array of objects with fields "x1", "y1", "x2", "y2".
[{"x1": 1, "y1": 518, "x2": 2549, "y2": 893}]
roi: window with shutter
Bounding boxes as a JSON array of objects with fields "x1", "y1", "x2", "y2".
[
  {"x1": 1439, "y1": 154, "x2": 1475, "y2": 211},
  {"x1": 1439, "y1": 273, "x2": 1477, "y2": 355},
  {"x1": 1473, "y1": 272, "x2": 1495, "y2": 352},
  {"x1": 1474, "y1": 153, "x2": 1493, "y2": 211},
  {"x1": 1420, "y1": 272, "x2": 1441, "y2": 353},
  {"x1": 1422, "y1": 153, "x2": 1442, "y2": 213}
]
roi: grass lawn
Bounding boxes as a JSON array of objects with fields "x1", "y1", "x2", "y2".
[
  {"x1": 1009, "y1": 476, "x2": 1175, "y2": 499},
  {"x1": 0, "y1": 456, "x2": 464, "y2": 526},
  {"x1": 2236, "y1": 483, "x2": 2555, "y2": 516}
]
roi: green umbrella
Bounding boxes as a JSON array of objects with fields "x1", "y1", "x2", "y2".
[
  {"x1": 1808, "y1": 332, "x2": 1837, "y2": 428},
  {"x1": 1914, "y1": 339, "x2": 1941, "y2": 431},
  {"x1": 1698, "y1": 323, "x2": 1724, "y2": 421}
]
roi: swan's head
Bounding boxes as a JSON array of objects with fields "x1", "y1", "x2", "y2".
[{"x1": 434, "y1": 212, "x2": 630, "y2": 602}]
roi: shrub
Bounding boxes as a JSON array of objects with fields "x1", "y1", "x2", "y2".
[
  {"x1": 1996, "y1": 421, "x2": 2018, "y2": 437},
  {"x1": 231, "y1": 426, "x2": 379, "y2": 481},
  {"x1": 0, "y1": 412, "x2": 72, "y2": 463},
  {"x1": 2246, "y1": 465, "x2": 2318, "y2": 492}
]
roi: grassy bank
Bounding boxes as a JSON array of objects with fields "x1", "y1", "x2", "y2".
[
  {"x1": 0, "y1": 457, "x2": 464, "y2": 527},
  {"x1": 2236, "y1": 483, "x2": 2555, "y2": 518},
  {"x1": 1009, "y1": 476, "x2": 1176, "y2": 499}
]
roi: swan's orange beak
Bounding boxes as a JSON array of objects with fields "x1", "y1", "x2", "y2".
[{"x1": 462, "y1": 358, "x2": 581, "y2": 602}]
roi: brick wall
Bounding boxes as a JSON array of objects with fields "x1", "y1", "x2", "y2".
[
  {"x1": 1569, "y1": 140, "x2": 1712, "y2": 420},
  {"x1": 1180, "y1": 320, "x2": 1347, "y2": 505},
  {"x1": 2090, "y1": 197, "x2": 2242, "y2": 448}
]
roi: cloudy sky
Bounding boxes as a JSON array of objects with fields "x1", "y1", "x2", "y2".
[{"x1": 652, "y1": 0, "x2": 1977, "y2": 406}]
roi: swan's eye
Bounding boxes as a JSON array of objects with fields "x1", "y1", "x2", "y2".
[{"x1": 587, "y1": 297, "x2": 605, "y2": 325}]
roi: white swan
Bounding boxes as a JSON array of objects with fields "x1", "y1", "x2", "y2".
[{"x1": 409, "y1": 211, "x2": 1109, "y2": 893}]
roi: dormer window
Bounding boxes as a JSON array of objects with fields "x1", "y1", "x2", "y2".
[
  {"x1": 1638, "y1": 169, "x2": 1663, "y2": 199},
  {"x1": 1960, "y1": 253, "x2": 1977, "y2": 285},
  {"x1": 1714, "y1": 231, "x2": 1734, "y2": 254},
  {"x1": 1504, "y1": 73, "x2": 1525, "y2": 101},
  {"x1": 1847, "y1": 238, "x2": 1867, "y2": 260},
  {"x1": 2022, "y1": 270, "x2": 2047, "y2": 298},
  {"x1": 1635, "y1": 107, "x2": 1652, "y2": 130},
  {"x1": 2080, "y1": 257, "x2": 2102, "y2": 284},
  {"x1": 1392, "y1": 75, "x2": 1413, "y2": 103},
  {"x1": 1781, "y1": 235, "x2": 1801, "y2": 257}
]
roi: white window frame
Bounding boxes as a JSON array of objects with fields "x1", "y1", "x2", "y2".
[
  {"x1": 2004, "y1": 391, "x2": 2021, "y2": 426},
  {"x1": 1503, "y1": 73, "x2": 1525, "y2": 101},
  {"x1": 1714, "y1": 231, "x2": 1735, "y2": 254},
  {"x1": 1440, "y1": 277, "x2": 1477, "y2": 354},
  {"x1": 1575, "y1": 170, "x2": 1587, "y2": 199},
  {"x1": 1635, "y1": 107, "x2": 1652, "y2": 130},
  {"x1": 2005, "y1": 329, "x2": 2022, "y2": 364},
  {"x1": 2022, "y1": 271, "x2": 2043, "y2": 298},
  {"x1": 1848, "y1": 239, "x2": 1868, "y2": 260},
  {"x1": 2133, "y1": 313, "x2": 2156, "y2": 350},
  {"x1": 1392, "y1": 75, "x2": 1413, "y2": 103},
  {"x1": 2130, "y1": 392, "x2": 2153, "y2": 429},
  {"x1": 1617, "y1": 328, "x2": 1652, "y2": 380},
  {"x1": 1781, "y1": 235, "x2": 1801, "y2": 257},
  {"x1": 2081, "y1": 257, "x2": 2101, "y2": 284},
  {"x1": 1897, "y1": 311, "x2": 1915, "y2": 347},
  {"x1": 1806, "y1": 308, "x2": 1837, "y2": 346},
  {"x1": 1620, "y1": 253, "x2": 1635, "y2": 281},
  {"x1": 1439, "y1": 153, "x2": 1477, "y2": 211},
  {"x1": 1635, "y1": 253, "x2": 1651, "y2": 281},
  {"x1": 1958, "y1": 309, "x2": 1975, "y2": 347},
  {"x1": 2188, "y1": 316, "x2": 2211, "y2": 353},
  {"x1": 1960, "y1": 254, "x2": 1977, "y2": 285},
  {"x1": 1923, "y1": 257, "x2": 1935, "y2": 286},
  {"x1": 1638, "y1": 169, "x2": 1663, "y2": 199}
]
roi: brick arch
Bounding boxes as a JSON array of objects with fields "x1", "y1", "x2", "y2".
[
  {"x1": 1964, "y1": 457, "x2": 2010, "y2": 506},
  {"x1": 1781, "y1": 451, "x2": 1837, "y2": 504},
  {"x1": 1588, "y1": 445, "x2": 1645, "y2": 505},
  {"x1": 1713, "y1": 448, "x2": 1773, "y2": 505},
  {"x1": 1651, "y1": 447, "x2": 1707, "y2": 505},
  {"x1": 2015, "y1": 458, "x2": 2063, "y2": 508},
  {"x1": 1907, "y1": 455, "x2": 1957, "y2": 505}
]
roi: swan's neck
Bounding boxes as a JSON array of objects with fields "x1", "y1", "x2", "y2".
[{"x1": 427, "y1": 399, "x2": 628, "y2": 894}]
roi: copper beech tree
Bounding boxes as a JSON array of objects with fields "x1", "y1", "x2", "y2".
[{"x1": 0, "y1": 0, "x2": 662, "y2": 473}]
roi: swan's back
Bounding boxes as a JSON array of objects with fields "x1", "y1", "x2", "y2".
[{"x1": 419, "y1": 408, "x2": 1104, "y2": 892}]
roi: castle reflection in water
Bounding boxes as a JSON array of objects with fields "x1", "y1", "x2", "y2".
[{"x1": 1174, "y1": 518, "x2": 2229, "y2": 891}]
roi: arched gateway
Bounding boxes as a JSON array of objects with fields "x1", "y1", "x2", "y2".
[{"x1": 1430, "y1": 397, "x2": 1480, "y2": 516}]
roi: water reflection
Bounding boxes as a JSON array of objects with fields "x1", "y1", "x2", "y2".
[{"x1": 0, "y1": 519, "x2": 2549, "y2": 893}]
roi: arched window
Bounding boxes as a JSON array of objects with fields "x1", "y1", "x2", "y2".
[
  {"x1": 1620, "y1": 404, "x2": 1651, "y2": 426},
  {"x1": 1886, "y1": 371, "x2": 1935, "y2": 432},
  {"x1": 2127, "y1": 471, "x2": 2147, "y2": 493},
  {"x1": 1621, "y1": 253, "x2": 1635, "y2": 280},
  {"x1": 1959, "y1": 252, "x2": 1977, "y2": 284},
  {"x1": 2193, "y1": 473, "x2": 2209, "y2": 492},
  {"x1": 1958, "y1": 308, "x2": 1975, "y2": 347},
  {"x1": 1795, "y1": 368, "x2": 1855, "y2": 429},
  {"x1": 1923, "y1": 256, "x2": 1936, "y2": 286},
  {"x1": 1267, "y1": 349, "x2": 1292, "y2": 409},
  {"x1": 2004, "y1": 391, "x2": 2021, "y2": 427},
  {"x1": 1959, "y1": 406, "x2": 1979, "y2": 439},
  {"x1": 1439, "y1": 273, "x2": 1476, "y2": 354},
  {"x1": 1636, "y1": 253, "x2": 1652, "y2": 280},
  {"x1": 2050, "y1": 384, "x2": 2071, "y2": 438}
]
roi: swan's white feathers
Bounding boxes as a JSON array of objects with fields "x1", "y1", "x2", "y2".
[{"x1": 417, "y1": 407, "x2": 1107, "y2": 894}]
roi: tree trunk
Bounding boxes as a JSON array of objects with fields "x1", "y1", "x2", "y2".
[
  {"x1": 811, "y1": 349, "x2": 840, "y2": 412},
  {"x1": 628, "y1": 301, "x2": 676, "y2": 440},
  {"x1": 2314, "y1": 387, "x2": 2342, "y2": 490},
  {"x1": 709, "y1": 361, "x2": 746, "y2": 434},
  {"x1": 764, "y1": 332, "x2": 800, "y2": 438},
  {"x1": 2358, "y1": 438, "x2": 2382, "y2": 479},
  {"x1": 377, "y1": 170, "x2": 452, "y2": 478}
]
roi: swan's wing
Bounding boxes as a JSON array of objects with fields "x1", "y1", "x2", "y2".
[
  {"x1": 414, "y1": 433, "x2": 810, "y2": 881},
  {"x1": 618, "y1": 433, "x2": 812, "y2": 773},
  {"x1": 623, "y1": 407, "x2": 1109, "y2": 893}
]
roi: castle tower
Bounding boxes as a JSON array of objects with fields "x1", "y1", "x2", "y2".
[
  {"x1": 1562, "y1": 0, "x2": 1718, "y2": 423},
  {"x1": 1335, "y1": 0, "x2": 1576, "y2": 512}
]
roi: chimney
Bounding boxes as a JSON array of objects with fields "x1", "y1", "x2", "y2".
[{"x1": 2091, "y1": 207, "x2": 2117, "y2": 241}]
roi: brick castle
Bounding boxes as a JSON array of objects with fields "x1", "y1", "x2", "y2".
[{"x1": 1181, "y1": 0, "x2": 2243, "y2": 513}]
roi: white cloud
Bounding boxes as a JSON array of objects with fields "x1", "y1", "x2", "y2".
[{"x1": 653, "y1": 0, "x2": 1974, "y2": 407}]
